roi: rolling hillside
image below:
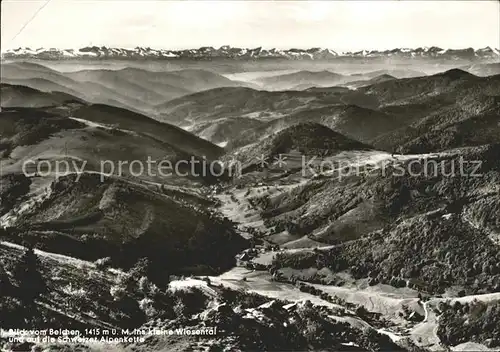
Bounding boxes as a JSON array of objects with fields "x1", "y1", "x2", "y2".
[
  {"x1": 255, "y1": 70, "x2": 347, "y2": 90},
  {"x1": 233, "y1": 122, "x2": 371, "y2": 169},
  {"x1": 262, "y1": 145, "x2": 500, "y2": 294},
  {"x1": 1, "y1": 62, "x2": 251, "y2": 116},
  {"x1": 2, "y1": 172, "x2": 247, "y2": 274},
  {"x1": 1, "y1": 83, "x2": 82, "y2": 108}
]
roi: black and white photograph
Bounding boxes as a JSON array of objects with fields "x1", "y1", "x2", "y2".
[{"x1": 1, "y1": 0, "x2": 500, "y2": 351}]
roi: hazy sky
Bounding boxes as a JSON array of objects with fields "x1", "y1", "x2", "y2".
[{"x1": 1, "y1": 0, "x2": 499, "y2": 51}]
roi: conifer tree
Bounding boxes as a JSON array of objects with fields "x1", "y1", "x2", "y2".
[
  {"x1": 0, "y1": 261, "x2": 14, "y2": 297},
  {"x1": 13, "y1": 246, "x2": 47, "y2": 303}
]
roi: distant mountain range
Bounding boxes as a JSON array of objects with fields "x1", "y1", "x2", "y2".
[
  {"x1": 2, "y1": 53, "x2": 500, "y2": 352},
  {"x1": 2, "y1": 45, "x2": 500, "y2": 60}
]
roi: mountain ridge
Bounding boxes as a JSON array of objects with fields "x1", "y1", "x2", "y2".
[{"x1": 3, "y1": 45, "x2": 500, "y2": 61}]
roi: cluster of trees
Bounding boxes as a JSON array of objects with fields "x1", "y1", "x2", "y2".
[
  {"x1": 0, "y1": 246, "x2": 48, "y2": 328},
  {"x1": 437, "y1": 300, "x2": 500, "y2": 347},
  {"x1": 0, "y1": 174, "x2": 31, "y2": 216},
  {"x1": 220, "y1": 288, "x2": 269, "y2": 309},
  {"x1": 200, "y1": 292, "x2": 400, "y2": 352},
  {"x1": 99, "y1": 277, "x2": 406, "y2": 352},
  {"x1": 273, "y1": 213, "x2": 500, "y2": 294},
  {"x1": 104, "y1": 257, "x2": 174, "y2": 327},
  {"x1": 102, "y1": 257, "x2": 212, "y2": 328},
  {"x1": 0, "y1": 247, "x2": 195, "y2": 333}
]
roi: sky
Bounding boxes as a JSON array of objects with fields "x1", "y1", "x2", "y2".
[{"x1": 1, "y1": 0, "x2": 499, "y2": 52}]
